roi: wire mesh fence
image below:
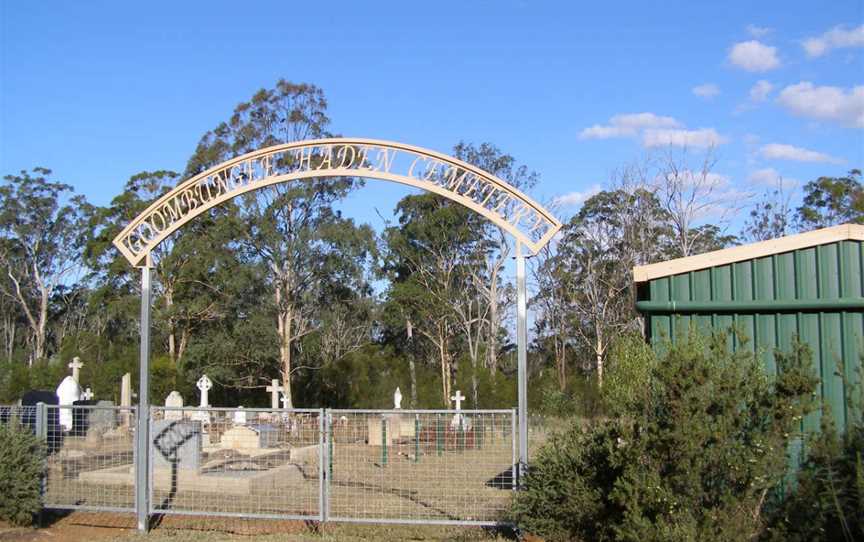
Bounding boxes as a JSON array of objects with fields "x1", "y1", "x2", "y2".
[
  {"x1": 42, "y1": 405, "x2": 137, "y2": 512},
  {"x1": 149, "y1": 407, "x2": 323, "y2": 520},
  {"x1": 2, "y1": 404, "x2": 517, "y2": 526},
  {"x1": 327, "y1": 409, "x2": 516, "y2": 525},
  {"x1": 0, "y1": 404, "x2": 38, "y2": 432}
]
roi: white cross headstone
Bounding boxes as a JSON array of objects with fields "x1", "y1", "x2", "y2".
[
  {"x1": 196, "y1": 375, "x2": 212, "y2": 407},
  {"x1": 450, "y1": 390, "x2": 465, "y2": 410},
  {"x1": 68, "y1": 357, "x2": 84, "y2": 383},
  {"x1": 81, "y1": 388, "x2": 94, "y2": 401},
  {"x1": 266, "y1": 379, "x2": 285, "y2": 410},
  {"x1": 393, "y1": 387, "x2": 403, "y2": 409},
  {"x1": 450, "y1": 390, "x2": 466, "y2": 430},
  {"x1": 280, "y1": 392, "x2": 290, "y2": 410}
]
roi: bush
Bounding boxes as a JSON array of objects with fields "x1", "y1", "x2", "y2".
[
  {"x1": 0, "y1": 421, "x2": 45, "y2": 525},
  {"x1": 511, "y1": 333, "x2": 818, "y2": 542},
  {"x1": 764, "y1": 385, "x2": 864, "y2": 541}
]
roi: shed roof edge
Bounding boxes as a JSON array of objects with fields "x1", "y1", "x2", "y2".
[{"x1": 633, "y1": 223, "x2": 864, "y2": 283}]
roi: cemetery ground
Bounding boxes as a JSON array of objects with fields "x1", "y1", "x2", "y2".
[{"x1": 0, "y1": 512, "x2": 510, "y2": 541}]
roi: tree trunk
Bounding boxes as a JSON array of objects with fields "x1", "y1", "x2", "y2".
[
  {"x1": 438, "y1": 323, "x2": 451, "y2": 408},
  {"x1": 276, "y1": 284, "x2": 294, "y2": 409},
  {"x1": 166, "y1": 288, "x2": 176, "y2": 363},
  {"x1": 595, "y1": 336, "x2": 604, "y2": 388},
  {"x1": 177, "y1": 328, "x2": 189, "y2": 365},
  {"x1": 408, "y1": 352, "x2": 417, "y2": 408},
  {"x1": 557, "y1": 338, "x2": 567, "y2": 392},
  {"x1": 35, "y1": 286, "x2": 48, "y2": 362},
  {"x1": 487, "y1": 279, "x2": 499, "y2": 375}
]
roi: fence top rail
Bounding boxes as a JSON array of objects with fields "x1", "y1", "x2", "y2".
[
  {"x1": 328, "y1": 408, "x2": 515, "y2": 415},
  {"x1": 153, "y1": 406, "x2": 322, "y2": 413},
  {"x1": 46, "y1": 404, "x2": 137, "y2": 410},
  {"x1": 2, "y1": 404, "x2": 136, "y2": 411}
]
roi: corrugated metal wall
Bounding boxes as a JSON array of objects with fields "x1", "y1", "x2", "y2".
[{"x1": 639, "y1": 239, "x2": 864, "y2": 435}]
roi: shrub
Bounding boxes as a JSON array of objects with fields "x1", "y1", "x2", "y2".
[
  {"x1": 511, "y1": 333, "x2": 818, "y2": 542},
  {"x1": 764, "y1": 382, "x2": 864, "y2": 541},
  {"x1": 0, "y1": 421, "x2": 45, "y2": 525}
]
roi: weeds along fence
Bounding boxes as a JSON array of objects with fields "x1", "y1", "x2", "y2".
[{"x1": 1, "y1": 405, "x2": 517, "y2": 526}]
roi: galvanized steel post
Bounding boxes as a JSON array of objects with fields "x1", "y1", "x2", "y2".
[
  {"x1": 136, "y1": 263, "x2": 152, "y2": 532},
  {"x1": 516, "y1": 243, "x2": 528, "y2": 485}
]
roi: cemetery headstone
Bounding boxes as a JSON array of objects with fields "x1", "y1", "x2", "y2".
[
  {"x1": 56, "y1": 376, "x2": 82, "y2": 431},
  {"x1": 152, "y1": 419, "x2": 202, "y2": 470},
  {"x1": 450, "y1": 390, "x2": 467, "y2": 430},
  {"x1": 72, "y1": 399, "x2": 99, "y2": 436},
  {"x1": 68, "y1": 357, "x2": 83, "y2": 383},
  {"x1": 81, "y1": 388, "x2": 94, "y2": 400},
  {"x1": 266, "y1": 379, "x2": 284, "y2": 410},
  {"x1": 19, "y1": 390, "x2": 60, "y2": 441},
  {"x1": 164, "y1": 391, "x2": 184, "y2": 421},
  {"x1": 233, "y1": 407, "x2": 247, "y2": 426},
  {"x1": 196, "y1": 375, "x2": 212, "y2": 407},
  {"x1": 120, "y1": 372, "x2": 132, "y2": 427},
  {"x1": 90, "y1": 400, "x2": 118, "y2": 433}
]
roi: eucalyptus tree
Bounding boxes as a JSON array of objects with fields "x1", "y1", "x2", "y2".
[
  {"x1": 797, "y1": 169, "x2": 863, "y2": 229},
  {"x1": 86, "y1": 170, "x2": 238, "y2": 366},
  {"x1": 0, "y1": 168, "x2": 91, "y2": 364},
  {"x1": 543, "y1": 188, "x2": 670, "y2": 386},
  {"x1": 383, "y1": 193, "x2": 488, "y2": 406},
  {"x1": 451, "y1": 142, "x2": 538, "y2": 376},
  {"x1": 184, "y1": 79, "x2": 376, "y2": 406}
]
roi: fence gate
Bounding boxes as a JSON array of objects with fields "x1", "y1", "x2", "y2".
[
  {"x1": 327, "y1": 409, "x2": 517, "y2": 525},
  {"x1": 149, "y1": 407, "x2": 324, "y2": 521}
]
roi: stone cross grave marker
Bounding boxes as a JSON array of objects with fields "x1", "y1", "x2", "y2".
[
  {"x1": 81, "y1": 388, "x2": 94, "y2": 400},
  {"x1": 450, "y1": 390, "x2": 466, "y2": 430},
  {"x1": 196, "y1": 375, "x2": 212, "y2": 407},
  {"x1": 266, "y1": 379, "x2": 284, "y2": 410},
  {"x1": 280, "y1": 393, "x2": 290, "y2": 410},
  {"x1": 233, "y1": 406, "x2": 247, "y2": 425},
  {"x1": 68, "y1": 357, "x2": 83, "y2": 383},
  {"x1": 393, "y1": 387, "x2": 403, "y2": 409}
]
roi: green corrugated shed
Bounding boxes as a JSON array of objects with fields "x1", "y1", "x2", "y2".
[{"x1": 634, "y1": 224, "x2": 864, "y2": 435}]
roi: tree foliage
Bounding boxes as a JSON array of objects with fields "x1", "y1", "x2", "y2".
[{"x1": 512, "y1": 334, "x2": 819, "y2": 542}]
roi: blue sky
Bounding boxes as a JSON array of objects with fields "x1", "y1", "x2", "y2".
[{"x1": 1, "y1": 0, "x2": 862, "y2": 232}]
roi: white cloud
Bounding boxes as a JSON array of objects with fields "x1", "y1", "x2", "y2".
[
  {"x1": 747, "y1": 24, "x2": 772, "y2": 38},
  {"x1": 642, "y1": 128, "x2": 728, "y2": 148},
  {"x1": 692, "y1": 83, "x2": 720, "y2": 99},
  {"x1": 749, "y1": 80, "x2": 774, "y2": 102},
  {"x1": 728, "y1": 40, "x2": 781, "y2": 72},
  {"x1": 553, "y1": 184, "x2": 602, "y2": 207},
  {"x1": 777, "y1": 82, "x2": 864, "y2": 128},
  {"x1": 747, "y1": 167, "x2": 799, "y2": 190},
  {"x1": 802, "y1": 24, "x2": 864, "y2": 57},
  {"x1": 759, "y1": 143, "x2": 844, "y2": 164},
  {"x1": 578, "y1": 112, "x2": 681, "y2": 139}
]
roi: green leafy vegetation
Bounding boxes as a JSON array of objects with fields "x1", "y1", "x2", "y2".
[
  {"x1": 511, "y1": 334, "x2": 818, "y2": 542},
  {"x1": 0, "y1": 422, "x2": 45, "y2": 525}
]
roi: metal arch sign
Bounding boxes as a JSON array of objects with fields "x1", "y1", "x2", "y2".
[{"x1": 113, "y1": 138, "x2": 562, "y2": 266}]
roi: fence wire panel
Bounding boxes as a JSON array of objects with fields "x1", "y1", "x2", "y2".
[
  {"x1": 43, "y1": 405, "x2": 137, "y2": 512},
  {"x1": 149, "y1": 407, "x2": 323, "y2": 520},
  {"x1": 0, "y1": 404, "x2": 37, "y2": 431},
  {"x1": 327, "y1": 409, "x2": 516, "y2": 525}
]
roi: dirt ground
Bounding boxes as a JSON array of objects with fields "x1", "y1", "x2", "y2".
[{"x1": 0, "y1": 512, "x2": 511, "y2": 542}]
